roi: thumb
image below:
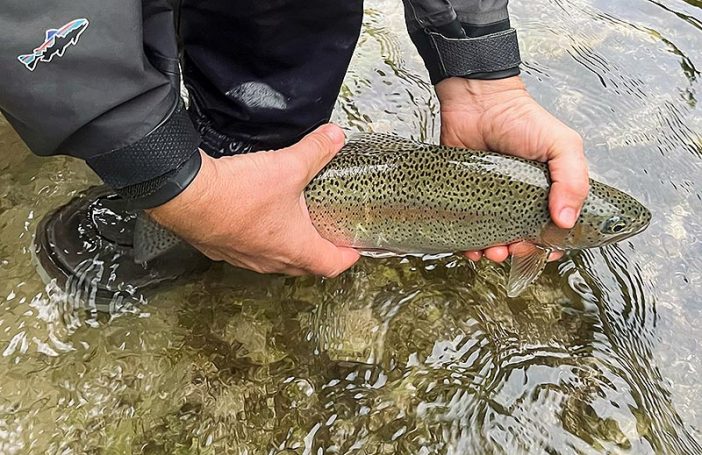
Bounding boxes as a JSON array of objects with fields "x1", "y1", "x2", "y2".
[
  {"x1": 284, "y1": 123, "x2": 346, "y2": 184},
  {"x1": 547, "y1": 135, "x2": 590, "y2": 229}
]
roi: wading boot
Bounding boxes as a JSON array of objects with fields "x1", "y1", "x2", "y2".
[{"x1": 33, "y1": 186, "x2": 211, "y2": 313}]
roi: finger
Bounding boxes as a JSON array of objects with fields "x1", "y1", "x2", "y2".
[
  {"x1": 226, "y1": 253, "x2": 311, "y2": 276},
  {"x1": 301, "y1": 237, "x2": 361, "y2": 277},
  {"x1": 547, "y1": 133, "x2": 590, "y2": 229},
  {"x1": 548, "y1": 250, "x2": 564, "y2": 262},
  {"x1": 282, "y1": 123, "x2": 346, "y2": 184},
  {"x1": 463, "y1": 251, "x2": 482, "y2": 261},
  {"x1": 502, "y1": 244, "x2": 562, "y2": 263},
  {"x1": 277, "y1": 267, "x2": 311, "y2": 277},
  {"x1": 293, "y1": 216, "x2": 360, "y2": 277},
  {"x1": 483, "y1": 246, "x2": 509, "y2": 263}
]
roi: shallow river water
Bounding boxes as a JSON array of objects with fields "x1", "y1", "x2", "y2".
[{"x1": 1, "y1": 0, "x2": 702, "y2": 453}]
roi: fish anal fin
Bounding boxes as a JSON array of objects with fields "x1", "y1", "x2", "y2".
[
  {"x1": 507, "y1": 242, "x2": 551, "y2": 298},
  {"x1": 359, "y1": 249, "x2": 403, "y2": 259}
]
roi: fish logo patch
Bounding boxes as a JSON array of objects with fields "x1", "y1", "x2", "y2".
[{"x1": 18, "y1": 18, "x2": 90, "y2": 71}]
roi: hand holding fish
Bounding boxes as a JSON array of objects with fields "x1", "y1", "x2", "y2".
[
  {"x1": 436, "y1": 76, "x2": 590, "y2": 264},
  {"x1": 147, "y1": 125, "x2": 360, "y2": 277},
  {"x1": 140, "y1": 125, "x2": 647, "y2": 297}
]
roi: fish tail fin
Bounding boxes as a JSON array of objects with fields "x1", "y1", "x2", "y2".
[
  {"x1": 133, "y1": 213, "x2": 185, "y2": 264},
  {"x1": 17, "y1": 54, "x2": 38, "y2": 71}
]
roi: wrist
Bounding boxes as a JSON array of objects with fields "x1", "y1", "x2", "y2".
[
  {"x1": 437, "y1": 75, "x2": 529, "y2": 110},
  {"x1": 120, "y1": 151, "x2": 202, "y2": 210},
  {"x1": 147, "y1": 150, "x2": 216, "y2": 225}
]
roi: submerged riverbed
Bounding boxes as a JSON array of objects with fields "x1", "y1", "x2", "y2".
[{"x1": 1, "y1": 0, "x2": 701, "y2": 453}]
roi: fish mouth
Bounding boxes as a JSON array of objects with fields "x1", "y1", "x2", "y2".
[
  {"x1": 637, "y1": 219, "x2": 651, "y2": 234},
  {"x1": 633, "y1": 211, "x2": 652, "y2": 235}
]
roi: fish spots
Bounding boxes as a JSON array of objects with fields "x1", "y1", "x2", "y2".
[
  {"x1": 305, "y1": 133, "x2": 554, "y2": 252},
  {"x1": 305, "y1": 133, "x2": 648, "y2": 253}
]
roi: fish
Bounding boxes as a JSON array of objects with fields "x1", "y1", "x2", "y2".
[
  {"x1": 18, "y1": 18, "x2": 90, "y2": 71},
  {"x1": 137, "y1": 133, "x2": 651, "y2": 297}
]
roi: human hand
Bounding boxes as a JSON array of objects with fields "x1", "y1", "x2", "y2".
[
  {"x1": 436, "y1": 76, "x2": 589, "y2": 263},
  {"x1": 147, "y1": 124, "x2": 360, "y2": 276}
]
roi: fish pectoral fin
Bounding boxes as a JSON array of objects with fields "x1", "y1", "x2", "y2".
[{"x1": 506, "y1": 242, "x2": 551, "y2": 298}]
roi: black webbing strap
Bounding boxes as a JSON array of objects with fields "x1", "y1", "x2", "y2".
[{"x1": 428, "y1": 28, "x2": 521, "y2": 79}]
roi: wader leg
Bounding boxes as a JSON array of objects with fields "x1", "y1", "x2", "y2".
[{"x1": 179, "y1": 0, "x2": 365, "y2": 156}]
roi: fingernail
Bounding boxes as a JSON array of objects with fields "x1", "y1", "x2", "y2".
[
  {"x1": 559, "y1": 207, "x2": 577, "y2": 227},
  {"x1": 319, "y1": 124, "x2": 345, "y2": 144}
]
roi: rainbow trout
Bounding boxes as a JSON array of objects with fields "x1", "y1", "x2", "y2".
[
  {"x1": 137, "y1": 133, "x2": 651, "y2": 297},
  {"x1": 304, "y1": 134, "x2": 650, "y2": 296}
]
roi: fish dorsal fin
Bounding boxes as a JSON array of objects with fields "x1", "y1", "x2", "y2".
[
  {"x1": 133, "y1": 213, "x2": 183, "y2": 264},
  {"x1": 45, "y1": 29, "x2": 59, "y2": 41},
  {"x1": 507, "y1": 242, "x2": 551, "y2": 297},
  {"x1": 344, "y1": 133, "x2": 423, "y2": 154}
]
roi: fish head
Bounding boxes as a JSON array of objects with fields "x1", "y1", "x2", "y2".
[{"x1": 543, "y1": 180, "x2": 651, "y2": 250}]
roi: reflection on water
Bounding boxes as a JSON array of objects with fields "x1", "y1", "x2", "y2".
[{"x1": 1, "y1": 0, "x2": 702, "y2": 452}]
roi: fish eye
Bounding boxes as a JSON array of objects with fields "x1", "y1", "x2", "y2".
[{"x1": 601, "y1": 216, "x2": 628, "y2": 234}]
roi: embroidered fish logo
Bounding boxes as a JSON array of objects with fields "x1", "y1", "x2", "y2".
[{"x1": 18, "y1": 18, "x2": 90, "y2": 71}]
